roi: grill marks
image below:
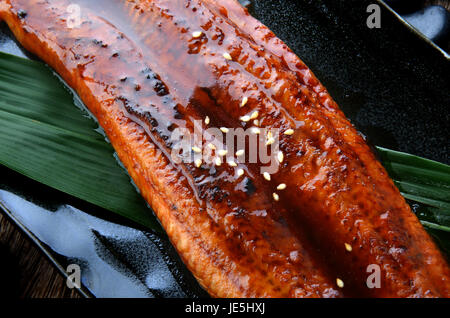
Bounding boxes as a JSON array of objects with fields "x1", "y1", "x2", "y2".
[{"x1": 116, "y1": 67, "x2": 173, "y2": 143}]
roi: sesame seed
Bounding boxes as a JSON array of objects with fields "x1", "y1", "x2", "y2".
[
  {"x1": 241, "y1": 96, "x2": 248, "y2": 107},
  {"x1": 277, "y1": 151, "x2": 284, "y2": 163},
  {"x1": 240, "y1": 115, "x2": 251, "y2": 122},
  {"x1": 266, "y1": 137, "x2": 275, "y2": 146},
  {"x1": 208, "y1": 143, "x2": 216, "y2": 150},
  {"x1": 218, "y1": 149, "x2": 228, "y2": 156},
  {"x1": 250, "y1": 111, "x2": 259, "y2": 120},
  {"x1": 336, "y1": 278, "x2": 344, "y2": 288},
  {"x1": 277, "y1": 183, "x2": 287, "y2": 190},
  {"x1": 284, "y1": 129, "x2": 294, "y2": 135},
  {"x1": 194, "y1": 159, "x2": 202, "y2": 168},
  {"x1": 251, "y1": 127, "x2": 261, "y2": 134},
  {"x1": 228, "y1": 160, "x2": 237, "y2": 167},
  {"x1": 192, "y1": 146, "x2": 202, "y2": 153},
  {"x1": 253, "y1": 119, "x2": 259, "y2": 126},
  {"x1": 220, "y1": 127, "x2": 229, "y2": 133},
  {"x1": 192, "y1": 31, "x2": 203, "y2": 38},
  {"x1": 237, "y1": 168, "x2": 244, "y2": 176},
  {"x1": 215, "y1": 157, "x2": 222, "y2": 166},
  {"x1": 273, "y1": 193, "x2": 279, "y2": 201},
  {"x1": 205, "y1": 116, "x2": 210, "y2": 125},
  {"x1": 236, "y1": 149, "x2": 245, "y2": 156},
  {"x1": 223, "y1": 52, "x2": 232, "y2": 60},
  {"x1": 263, "y1": 172, "x2": 271, "y2": 181},
  {"x1": 345, "y1": 243, "x2": 352, "y2": 252}
]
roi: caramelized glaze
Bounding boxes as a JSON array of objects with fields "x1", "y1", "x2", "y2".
[{"x1": 1, "y1": 0, "x2": 449, "y2": 297}]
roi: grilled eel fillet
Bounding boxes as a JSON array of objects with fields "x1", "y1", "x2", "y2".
[{"x1": 1, "y1": 0, "x2": 449, "y2": 297}]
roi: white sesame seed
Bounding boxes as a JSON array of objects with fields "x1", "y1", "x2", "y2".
[
  {"x1": 241, "y1": 96, "x2": 248, "y2": 107},
  {"x1": 263, "y1": 172, "x2": 271, "y2": 181},
  {"x1": 277, "y1": 151, "x2": 284, "y2": 163},
  {"x1": 251, "y1": 127, "x2": 261, "y2": 134},
  {"x1": 284, "y1": 129, "x2": 294, "y2": 135},
  {"x1": 192, "y1": 31, "x2": 203, "y2": 38},
  {"x1": 223, "y1": 52, "x2": 232, "y2": 60},
  {"x1": 344, "y1": 243, "x2": 352, "y2": 252},
  {"x1": 253, "y1": 119, "x2": 259, "y2": 126},
  {"x1": 250, "y1": 111, "x2": 259, "y2": 120},
  {"x1": 208, "y1": 143, "x2": 216, "y2": 150},
  {"x1": 273, "y1": 193, "x2": 279, "y2": 201},
  {"x1": 235, "y1": 149, "x2": 245, "y2": 156},
  {"x1": 228, "y1": 160, "x2": 237, "y2": 167},
  {"x1": 194, "y1": 159, "x2": 202, "y2": 168},
  {"x1": 266, "y1": 137, "x2": 275, "y2": 146},
  {"x1": 192, "y1": 146, "x2": 202, "y2": 153},
  {"x1": 215, "y1": 157, "x2": 222, "y2": 166},
  {"x1": 240, "y1": 115, "x2": 251, "y2": 122},
  {"x1": 237, "y1": 168, "x2": 244, "y2": 177},
  {"x1": 336, "y1": 278, "x2": 344, "y2": 288},
  {"x1": 205, "y1": 116, "x2": 210, "y2": 125},
  {"x1": 220, "y1": 127, "x2": 229, "y2": 133},
  {"x1": 218, "y1": 149, "x2": 228, "y2": 156},
  {"x1": 277, "y1": 183, "x2": 287, "y2": 190}
]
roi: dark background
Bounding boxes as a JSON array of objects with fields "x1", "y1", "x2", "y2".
[
  {"x1": 248, "y1": 0, "x2": 449, "y2": 165},
  {"x1": 0, "y1": 0, "x2": 449, "y2": 298}
]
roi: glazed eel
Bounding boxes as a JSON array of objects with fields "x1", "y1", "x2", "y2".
[{"x1": 1, "y1": 0, "x2": 449, "y2": 297}]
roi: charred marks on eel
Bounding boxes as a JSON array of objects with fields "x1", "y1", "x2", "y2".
[
  {"x1": 243, "y1": 177, "x2": 256, "y2": 196},
  {"x1": 116, "y1": 96, "x2": 177, "y2": 148},
  {"x1": 92, "y1": 39, "x2": 108, "y2": 48}
]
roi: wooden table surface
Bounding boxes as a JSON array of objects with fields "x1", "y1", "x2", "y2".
[
  {"x1": 0, "y1": 213, "x2": 81, "y2": 298},
  {"x1": 0, "y1": 0, "x2": 448, "y2": 299}
]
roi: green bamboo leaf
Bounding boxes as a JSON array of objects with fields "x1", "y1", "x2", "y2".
[
  {"x1": 420, "y1": 221, "x2": 450, "y2": 233},
  {"x1": 395, "y1": 180, "x2": 450, "y2": 203},
  {"x1": 400, "y1": 192, "x2": 450, "y2": 210},
  {"x1": 376, "y1": 146, "x2": 450, "y2": 188},
  {"x1": 433, "y1": 212, "x2": 450, "y2": 228},
  {"x1": 0, "y1": 51, "x2": 161, "y2": 232},
  {"x1": 376, "y1": 146, "x2": 450, "y2": 174},
  {"x1": 376, "y1": 146, "x2": 450, "y2": 238}
]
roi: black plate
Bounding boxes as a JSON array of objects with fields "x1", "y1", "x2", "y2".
[{"x1": 0, "y1": 0, "x2": 448, "y2": 298}]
